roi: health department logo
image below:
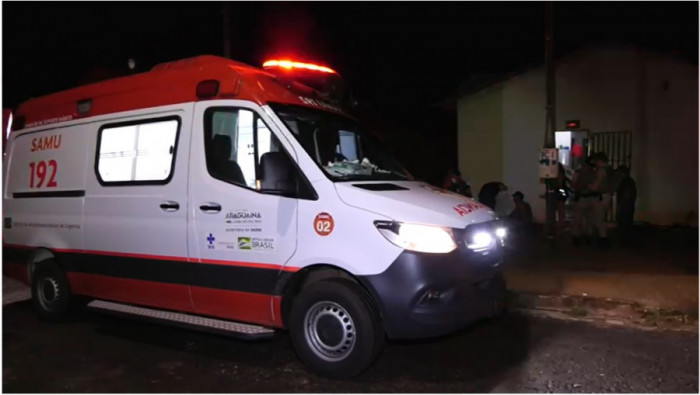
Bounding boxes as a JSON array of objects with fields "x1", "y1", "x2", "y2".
[{"x1": 237, "y1": 237, "x2": 252, "y2": 250}]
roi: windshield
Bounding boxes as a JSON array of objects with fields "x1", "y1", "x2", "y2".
[{"x1": 269, "y1": 103, "x2": 410, "y2": 182}]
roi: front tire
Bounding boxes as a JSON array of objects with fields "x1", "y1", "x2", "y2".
[
  {"x1": 31, "y1": 260, "x2": 78, "y2": 322},
  {"x1": 288, "y1": 278, "x2": 384, "y2": 378}
]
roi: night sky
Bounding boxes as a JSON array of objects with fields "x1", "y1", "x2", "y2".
[{"x1": 2, "y1": 1, "x2": 697, "y2": 182}]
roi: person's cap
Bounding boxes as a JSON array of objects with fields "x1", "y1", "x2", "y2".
[{"x1": 512, "y1": 191, "x2": 524, "y2": 200}]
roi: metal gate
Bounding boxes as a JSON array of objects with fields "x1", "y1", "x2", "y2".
[{"x1": 589, "y1": 131, "x2": 633, "y2": 222}]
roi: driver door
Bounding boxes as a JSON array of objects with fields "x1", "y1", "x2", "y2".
[{"x1": 188, "y1": 101, "x2": 298, "y2": 326}]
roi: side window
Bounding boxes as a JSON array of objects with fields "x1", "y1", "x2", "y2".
[
  {"x1": 96, "y1": 117, "x2": 179, "y2": 184},
  {"x1": 204, "y1": 108, "x2": 283, "y2": 189}
]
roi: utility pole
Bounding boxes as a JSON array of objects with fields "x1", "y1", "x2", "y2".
[
  {"x1": 544, "y1": 1, "x2": 557, "y2": 243},
  {"x1": 223, "y1": 2, "x2": 232, "y2": 59}
]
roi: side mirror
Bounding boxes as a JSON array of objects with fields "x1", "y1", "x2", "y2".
[{"x1": 260, "y1": 151, "x2": 296, "y2": 196}]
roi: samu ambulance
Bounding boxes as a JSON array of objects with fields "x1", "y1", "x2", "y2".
[{"x1": 3, "y1": 55, "x2": 507, "y2": 378}]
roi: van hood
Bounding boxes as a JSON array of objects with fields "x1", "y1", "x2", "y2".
[{"x1": 334, "y1": 181, "x2": 497, "y2": 229}]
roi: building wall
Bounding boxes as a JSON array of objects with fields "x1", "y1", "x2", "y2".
[
  {"x1": 456, "y1": 86, "x2": 503, "y2": 195},
  {"x1": 457, "y1": 46, "x2": 699, "y2": 225},
  {"x1": 501, "y1": 69, "x2": 546, "y2": 221},
  {"x1": 642, "y1": 53, "x2": 699, "y2": 225}
]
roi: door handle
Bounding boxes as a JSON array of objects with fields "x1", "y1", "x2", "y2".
[
  {"x1": 199, "y1": 203, "x2": 222, "y2": 213},
  {"x1": 159, "y1": 201, "x2": 180, "y2": 212}
]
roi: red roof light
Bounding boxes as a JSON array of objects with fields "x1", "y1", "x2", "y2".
[
  {"x1": 566, "y1": 120, "x2": 580, "y2": 129},
  {"x1": 262, "y1": 59, "x2": 337, "y2": 74},
  {"x1": 196, "y1": 80, "x2": 220, "y2": 99}
]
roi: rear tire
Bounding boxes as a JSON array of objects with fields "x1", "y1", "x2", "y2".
[
  {"x1": 31, "y1": 260, "x2": 78, "y2": 322},
  {"x1": 288, "y1": 278, "x2": 384, "y2": 378}
]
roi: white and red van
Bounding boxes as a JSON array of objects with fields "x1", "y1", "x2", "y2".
[{"x1": 2, "y1": 55, "x2": 507, "y2": 377}]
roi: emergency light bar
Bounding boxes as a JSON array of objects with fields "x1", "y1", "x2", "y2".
[
  {"x1": 262, "y1": 58, "x2": 354, "y2": 112},
  {"x1": 262, "y1": 59, "x2": 337, "y2": 74}
]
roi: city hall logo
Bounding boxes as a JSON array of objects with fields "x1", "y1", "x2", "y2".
[{"x1": 226, "y1": 210, "x2": 262, "y2": 224}]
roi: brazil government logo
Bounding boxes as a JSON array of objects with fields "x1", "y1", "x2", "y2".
[{"x1": 237, "y1": 237, "x2": 252, "y2": 250}]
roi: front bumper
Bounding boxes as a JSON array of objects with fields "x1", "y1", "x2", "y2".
[{"x1": 359, "y1": 226, "x2": 507, "y2": 339}]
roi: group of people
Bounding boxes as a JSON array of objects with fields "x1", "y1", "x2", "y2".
[
  {"x1": 443, "y1": 170, "x2": 533, "y2": 228},
  {"x1": 570, "y1": 152, "x2": 637, "y2": 248},
  {"x1": 443, "y1": 154, "x2": 638, "y2": 248}
]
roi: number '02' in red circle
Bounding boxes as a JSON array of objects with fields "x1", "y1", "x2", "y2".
[{"x1": 314, "y1": 213, "x2": 334, "y2": 236}]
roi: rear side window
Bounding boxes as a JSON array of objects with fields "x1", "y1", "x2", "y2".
[{"x1": 96, "y1": 117, "x2": 180, "y2": 185}]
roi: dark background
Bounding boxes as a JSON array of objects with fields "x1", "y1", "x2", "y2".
[{"x1": 3, "y1": 2, "x2": 697, "y2": 184}]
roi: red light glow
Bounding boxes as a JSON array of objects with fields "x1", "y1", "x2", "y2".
[{"x1": 262, "y1": 59, "x2": 337, "y2": 74}]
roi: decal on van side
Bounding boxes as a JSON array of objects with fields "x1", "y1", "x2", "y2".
[
  {"x1": 237, "y1": 236, "x2": 275, "y2": 252},
  {"x1": 453, "y1": 202, "x2": 485, "y2": 216},
  {"x1": 238, "y1": 237, "x2": 252, "y2": 250},
  {"x1": 13, "y1": 221, "x2": 81, "y2": 230},
  {"x1": 30, "y1": 134, "x2": 62, "y2": 152},
  {"x1": 314, "y1": 212, "x2": 334, "y2": 236},
  {"x1": 25, "y1": 115, "x2": 73, "y2": 128},
  {"x1": 225, "y1": 210, "x2": 262, "y2": 224}
]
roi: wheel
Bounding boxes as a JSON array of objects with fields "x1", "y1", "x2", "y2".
[
  {"x1": 31, "y1": 260, "x2": 78, "y2": 322},
  {"x1": 288, "y1": 278, "x2": 384, "y2": 378}
]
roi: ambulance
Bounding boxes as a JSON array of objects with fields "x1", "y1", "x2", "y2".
[{"x1": 2, "y1": 55, "x2": 507, "y2": 378}]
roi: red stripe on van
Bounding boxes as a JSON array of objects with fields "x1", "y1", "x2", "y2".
[
  {"x1": 272, "y1": 296, "x2": 284, "y2": 328},
  {"x1": 3, "y1": 243, "x2": 300, "y2": 273},
  {"x1": 2, "y1": 243, "x2": 35, "y2": 250},
  {"x1": 68, "y1": 273, "x2": 283, "y2": 328},
  {"x1": 69, "y1": 273, "x2": 194, "y2": 313},
  {"x1": 189, "y1": 286, "x2": 276, "y2": 327},
  {"x1": 197, "y1": 257, "x2": 300, "y2": 272}
]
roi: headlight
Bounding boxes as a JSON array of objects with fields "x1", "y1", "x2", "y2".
[
  {"x1": 375, "y1": 221, "x2": 457, "y2": 253},
  {"x1": 466, "y1": 225, "x2": 507, "y2": 252},
  {"x1": 467, "y1": 231, "x2": 494, "y2": 252},
  {"x1": 495, "y1": 227, "x2": 507, "y2": 239}
]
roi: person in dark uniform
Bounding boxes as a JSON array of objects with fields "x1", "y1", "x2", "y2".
[
  {"x1": 510, "y1": 191, "x2": 533, "y2": 226},
  {"x1": 478, "y1": 181, "x2": 504, "y2": 211},
  {"x1": 588, "y1": 152, "x2": 613, "y2": 248},
  {"x1": 615, "y1": 165, "x2": 637, "y2": 246},
  {"x1": 556, "y1": 162, "x2": 571, "y2": 229},
  {"x1": 571, "y1": 157, "x2": 597, "y2": 246}
]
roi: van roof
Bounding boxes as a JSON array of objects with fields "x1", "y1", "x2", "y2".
[{"x1": 14, "y1": 55, "x2": 344, "y2": 129}]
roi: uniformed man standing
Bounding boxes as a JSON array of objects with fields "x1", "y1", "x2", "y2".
[
  {"x1": 571, "y1": 157, "x2": 597, "y2": 246},
  {"x1": 615, "y1": 165, "x2": 637, "y2": 246},
  {"x1": 589, "y1": 152, "x2": 613, "y2": 248}
]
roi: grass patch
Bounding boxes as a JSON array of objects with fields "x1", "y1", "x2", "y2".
[
  {"x1": 568, "y1": 304, "x2": 589, "y2": 317},
  {"x1": 638, "y1": 308, "x2": 697, "y2": 327}
]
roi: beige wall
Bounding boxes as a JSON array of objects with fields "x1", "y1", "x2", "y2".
[
  {"x1": 457, "y1": 86, "x2": 503, "y2": 195},
  {"x1": 457, "y1": 46, "x2": 699, "y2": 225},
  {"x1": 642, "y1": 54, "x2": 699, "y2": 225}
]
